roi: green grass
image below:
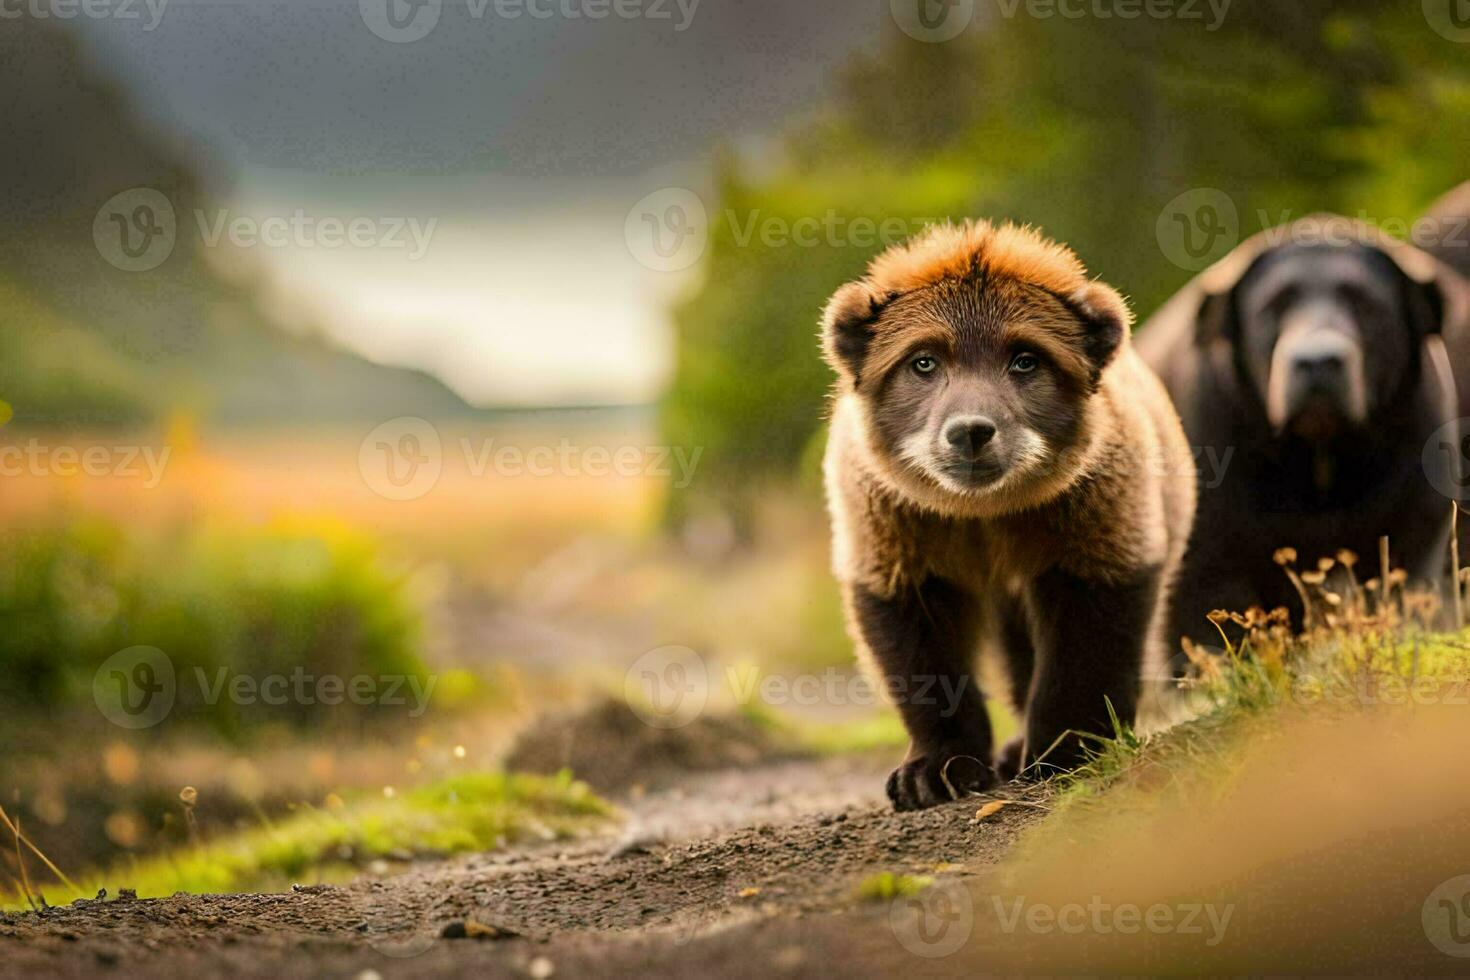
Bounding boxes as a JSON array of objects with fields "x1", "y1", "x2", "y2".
[
  {"x1": 1050, "y1": 623, "x2": 1470, "y2": 810},
  {"x1": 973, "y1": 621, "x2": 1470, "y2": 916},
  {"x1": 4, "y1": 771, "x2": 613, "y2": 910}
]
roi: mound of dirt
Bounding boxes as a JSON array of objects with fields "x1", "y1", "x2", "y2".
[{"x1": 503, "y1": 698, "x2": 801, "y2": 793}]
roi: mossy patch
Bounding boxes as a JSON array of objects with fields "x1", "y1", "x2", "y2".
[
  {"x1": 853, "y1": 871, "x2": 934, "y2": 902},
  {"x1": 5, "y1": 770, "x2": 612, "y2": 909}
]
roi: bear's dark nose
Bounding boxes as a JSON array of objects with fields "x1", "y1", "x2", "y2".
[
  {"x1": 1291, "y1": 351, "x2": 1345, "y2": 388},
  {"x1": 1283, "y1": 324, "x2": 1352, "y2": 401},
  {"x1": 944, "y1": 416, "x2": 997, "y2": 460}
]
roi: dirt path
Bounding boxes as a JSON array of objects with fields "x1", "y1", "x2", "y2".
[{"x1": 0, "y1": 752, "x2": 1046, "y2": 979}]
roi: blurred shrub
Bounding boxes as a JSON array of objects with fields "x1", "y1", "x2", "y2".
[{"x1": 0, "y1": 515, "x2": 428, "y2": 738}]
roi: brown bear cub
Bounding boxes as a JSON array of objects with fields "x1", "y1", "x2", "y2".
[{"x1": 821, "y1": 220, "x2": 1195, "y2": 810}]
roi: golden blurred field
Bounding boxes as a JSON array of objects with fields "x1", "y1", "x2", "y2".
[{"x1": 0, "y1": 418, "x2": 668, "y2": 577}]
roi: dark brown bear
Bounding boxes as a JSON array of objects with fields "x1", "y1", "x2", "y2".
[
  {"x1": 821, "y1": 220, "x2": 1195, "y2": 811},
  {"x1": 1136, "y1": 215, "x2": 1467, "y2": 657}
]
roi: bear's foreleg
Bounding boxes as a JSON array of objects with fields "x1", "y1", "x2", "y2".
[
  {"x1": 1018, "y1": 564, "x2": 1160, "y2": 777},
  {"x1": 849, "y1": 576, "x2": 996, "y2": 810}
]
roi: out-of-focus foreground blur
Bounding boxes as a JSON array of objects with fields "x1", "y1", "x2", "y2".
[{"x1": 4, "y1": 2, "x2": 1470, "y2": 974}]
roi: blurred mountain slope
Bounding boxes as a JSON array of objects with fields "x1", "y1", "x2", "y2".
[{"x1": 0, "y1": 15, "x2": 473, "y2": 426}]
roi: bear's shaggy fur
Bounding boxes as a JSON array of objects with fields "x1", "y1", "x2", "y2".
[
  {"x1": 1422, "y1": 181, "x2": 1470, "y2": 283},
  {"x1": 821, "y1": 220, "x2": 1195, "y2": 810},
  {"x1": 1421, "y1": 184, "x2": 1470, "y2": 565}
]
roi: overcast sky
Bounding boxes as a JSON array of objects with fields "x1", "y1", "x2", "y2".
[{"x1": 66, "y1": 0, "x2": 888, "y2": 405}]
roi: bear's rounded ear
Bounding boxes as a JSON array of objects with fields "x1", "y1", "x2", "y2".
[
  {"x1": 1069, "y1": 280, "x2": 1132, "y2": 374},
  {"x1": 1378, "y1": 237, "x2": 1454, "y2": 339},
  {"x1": 1192, "y1": 230, "x2": 1279, "y2": 348},
  {"x1": 1195, "y1": 286, "x2": 1240, "y2": 347},
  {"x1": 1193, "y1": 248, "x2": 1266, "y2": 348},
  {"x1": 1401, "y1": 265, "x2": 1447, "y2": 338},
  {"x1": 821, "y1": 280, "x2": 883, "y2": 385}
]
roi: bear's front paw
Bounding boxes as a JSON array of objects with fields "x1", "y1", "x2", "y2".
[
  {"x1": 996, "y1": 732, "x2": 1088, "y2": 782},
  {"x1": 885, "y1": 748, "x2": 996, "y2": 811},
  {"x1": 994, "y1": 736, "x2": 1025, "y2": 782}
]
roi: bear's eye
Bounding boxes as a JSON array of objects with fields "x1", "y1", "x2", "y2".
[
  {"x1": 911, "y1": 355, "x2": 939, "y2": 376},
  {"x1": 1009, "y1": 352, "x2": 1040, "y2": 375}
]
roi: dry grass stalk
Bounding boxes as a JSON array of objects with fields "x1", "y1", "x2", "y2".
[
  {"x1": 1337, "y1": 550, "x2": 1364, "y2": 629},
  {"x1": 5, "y1": 810, "x2": 37, "y2": 911},
  {"x1": 1452, "y1": 503, "x2": 1463, "y2": 630},
  {"x1": 1379, "y1": 536, "x2": 1392, "y2": 618},
  {"x1": 1186, "y1": 520, "x2": 1468, "y2": 698},
  {"x1": 0, "y1": 804, "x2": 79, "y2": 899},
  {"x1": 1274, "y1": 548, "x2": 1315, "y2": 630}
]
